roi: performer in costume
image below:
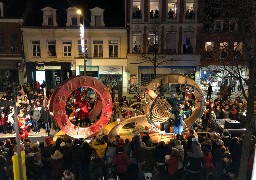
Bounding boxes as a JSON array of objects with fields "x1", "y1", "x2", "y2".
[
  {"x1": 173, "y1": 107, "x2": 187, "y2": 135},
  {"x1": 80, "y1": 97, "x2": 90, "y2": 127},
  {"x1": 17, "y1": 109, "x2": 31, "y2": 141}
]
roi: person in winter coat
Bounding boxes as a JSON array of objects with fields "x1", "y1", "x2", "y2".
[
  {"x1": 89, "y1": 149, "x2": 102, "y2": 180},
  {"x1": 202, "y1": 146, "x2": 214, "y2": 180},
  {"x1": 50, "y1": 150, "x2": 65, "y2": 180},
  {"x1": 90, "y1": 137, "x2": 108, "y2": 179},
  {"x1": 186, "y1": 138, "x2": 203, "y2": 179},
  {"x1": 166, "y1": 148, "x2": 181, "y2": 180},
  {"x1": 0, "y1": 154, "x2": 7, "y2": 180},
  {"x1": 144, "y1": 140, "x2": 156, "y2": 174},
  {"x1": 155, "y1": 141, "x2": 170, "y2": 164},
  {"x1": 112, "y1": 147, "x2": 129, "y2": 180},
  {"x1": 213, "y1": 139, "x2": 224, "y2": 180},
  {"x1": 31, "y1": 106, "x2": 41, "y2": 134}
]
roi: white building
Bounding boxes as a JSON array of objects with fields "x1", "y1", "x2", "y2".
[{"x1": 22, "y1": 6, "x2": 128, "y2": 93}]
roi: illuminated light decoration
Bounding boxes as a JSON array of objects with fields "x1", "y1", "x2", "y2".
[
  {"x1": 147, "y1": 74, "x2": 205, "y2": 132},
  {"x1": 80, "y1": 24, "x2": 85, "y2": 53},
  {"x1": 49, "y1": 75, "x2": 113, "y2": 138}
]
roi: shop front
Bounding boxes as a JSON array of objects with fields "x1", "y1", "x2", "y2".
[
  {"x1": 199, "y1": 65, "x2": 249, "y2": 93},
  {"x1": 138, "y1": 66, "x2": 196, "y2": 86},
  {"x1": 99, "y1": 66, "x2": 123, "y2": 90},
  {"x1": 78, "y1": 66, "x2": 99, "y2": 78},
  {"x1": 25, "y1": 62, "x2": 72, "y2": 89}
]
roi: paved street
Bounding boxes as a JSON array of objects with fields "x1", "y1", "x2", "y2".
[{"x1": 0, "y1": 128, "x2": 57, "y2": 144}]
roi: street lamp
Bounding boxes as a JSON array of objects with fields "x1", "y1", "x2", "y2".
[{"x1": 77, "y1": 9, "x2": 87, "y2": 75}]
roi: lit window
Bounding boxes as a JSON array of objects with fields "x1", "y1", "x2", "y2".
[
  {"x1": 93, "y1": 40, "x2": 103, "y2": 57},
  {"x1": 205, "y1": 42, "x2": 214, "y2": 51},
  {"x1": 48, "y1": 40, "x2": 56, "y2": 57},
  {"x1": 132, "y1": 33, "x2": 142, "y2": 53},
  {"x1": 148, "y1": 33, "x2": 159, "y2": 53},
  {"x1": 150, "y1": 0, "x2": 159, "y2": 19},
  {"x1": 168, "y1": 0, "x2": 177, "y2": 19},
  {"x1": 205, "y1": 42, "x2": 214, "y2": 58},
  {"x1": 63, "y1": 41, "x2": 72, "y2": 57},
  {"x1": 185, "y1": 0, "x2": 195, "y2": 19},
  {"x1": 234, "y1": 42, "x2": 242, "y2": 58},
  {"x1": 32, "y1": 41, "x2": 40, "y2": 57},
  {"x1": 220, "y1": 42, "x2": 228, "y2": 58},
  {"x1": 109, "y1": 40, "x2": 118, "y2": 57},
  {"x1": 132, "y1": 0, "x2": 142, "y2": 19}
]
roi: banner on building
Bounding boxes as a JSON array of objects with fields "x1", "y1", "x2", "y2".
[{"x1": 99, "y1": 66, "x2": 122, "y2": 75}]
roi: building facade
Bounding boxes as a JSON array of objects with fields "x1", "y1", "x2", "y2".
[
  {"x1": 126, "y1": 0, "x2": 201, "y2": 92},
  {"x1": 0, "y1": 2, "x2": 23, "y2": 91},
  {"x1": 196, "y1": 0, "x2": 248, "y2": 92},
  {"x1": 21, "y1": 5, "x2": 128, "y2": 93}
]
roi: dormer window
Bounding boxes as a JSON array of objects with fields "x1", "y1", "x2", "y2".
[
  {"x1": 48, "y1": 15, "x2": 53, "y2": 26},
  {"x1": 90, "y1": 7, "x2": 105, "y2": 27},
  {"x1": 42, "y1": 7, "x2": 58, "y2": 26},
  {"x1": 71, "y1": 17, "x2": 78, "y2": 26},
  {"x1": 66, "y1": 7, "x2": 80, "y2": 26}
]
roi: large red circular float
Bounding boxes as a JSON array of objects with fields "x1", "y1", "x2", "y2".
[{"x1": 49, "y1": 76, "x2": 113, "y2": 138}]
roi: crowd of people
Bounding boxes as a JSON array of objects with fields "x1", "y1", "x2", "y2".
[
  {"x1": 0, "y1": 80, "x2": 254, "y2": 180},
  {"x1": 0, "y1": 127, "x2": 255, "y2": 180},
  {"x1": 0, "y1": 82, "x2": 53, "y2": 140}
]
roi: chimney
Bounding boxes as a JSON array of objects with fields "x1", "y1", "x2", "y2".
[{"x1": 0, "y1": 2, "x2": 3, "y2": 17}]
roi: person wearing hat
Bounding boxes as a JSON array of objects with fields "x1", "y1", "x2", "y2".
[
  {"x1": 62, "y1": 169, "x2": 74, "y2": 180},
  {"x1": 50, "y1": 150, "x2": 65, "y2": 180},
  {"x1": 174, "y1": 140, "x2": 184, "y2": 174},
  {"x1": 186, "y1": 138, "x2": 203, "y2": 179}
]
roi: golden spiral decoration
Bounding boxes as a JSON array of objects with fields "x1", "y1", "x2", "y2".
[{"x1": 151, "y1": 97, "x2": 173, "y2": 123}]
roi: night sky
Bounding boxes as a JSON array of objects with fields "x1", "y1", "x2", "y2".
[{"x1": 1, "y1": 0, "x2": 125, "y2": 27}]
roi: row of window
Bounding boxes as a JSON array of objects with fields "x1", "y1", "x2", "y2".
[
  {"x1": 132, "y1": 0, "x2": 195, "y2": 20},
  {"x1": 31, "y1": 40, "x2": 119, "y2": 58},
  {"x1": 132, "y1": 31, "x2": 194, "y2": 54},
  {"x1": 204, "y1": 42, "x2": 243, "y2": 59}
]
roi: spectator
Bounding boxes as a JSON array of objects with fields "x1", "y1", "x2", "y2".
[
  {"x1": 166, "y1": 147, "x2": 182, "y2": 179},
  {"x1": 112, "y1": 147, "x2": 129, "y2": 180},
  {"x1": 213, "y1": 139, "x2": 224, "y2": 180},
  {"x1": 202, "y1": 146, "x2": 214, "y2": 180},
  {"x1": 186, "y1": 138, "x2": 203, "y2": 179},
  {"x1": 50, "y1": 150, "x2": 66, "y2": 180},
  {"x1": 89, "y1": 149, "x2": 102, "y2": 180},
  {"x1": 62, "y1": 169, "x2": 74, "y2": 180}
]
